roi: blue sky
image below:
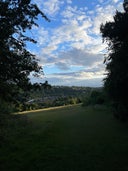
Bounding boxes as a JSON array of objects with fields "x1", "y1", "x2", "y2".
[{"x1": 30, "y1": 0, "x2": 123, "y2": 87}]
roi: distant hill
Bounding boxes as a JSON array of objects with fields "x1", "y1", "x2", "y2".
[
  {"x1": 29, "y1": 85, "x2": 103, "y2": 99},
  {"x1": 17, "y1": 86, "x2": 103, "y2": 111}
]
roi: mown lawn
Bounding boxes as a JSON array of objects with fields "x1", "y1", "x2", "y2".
[{"x1": 1, "y1": 105, "x2": 128, "y2": 171}]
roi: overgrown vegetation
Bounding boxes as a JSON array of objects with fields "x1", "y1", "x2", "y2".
[
  {"x1": 82, "y1": 88, "x2": 108, "y2": 107},
  {"x1": 100, "y1": 1, "x2": 128, "y2": 121},
  {"x1": 0, "y1": 0, "x2": 48, "y2": 113}
]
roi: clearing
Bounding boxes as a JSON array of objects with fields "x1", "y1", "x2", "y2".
[{"x1": 1, "y1": 105, "x2": 128, "y2": 171}]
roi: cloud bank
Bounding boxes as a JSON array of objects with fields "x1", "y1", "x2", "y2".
[{"x1": 32, "y1": 0, "x2": 123, "y2": 87}]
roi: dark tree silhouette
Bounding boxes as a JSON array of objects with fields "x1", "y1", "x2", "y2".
[
  {"x1": 100, "y1": 0, "x2": 128, "y2": 120},
  {"x1": 0, "y1": 0, "x2": 49, "y2": 101}
]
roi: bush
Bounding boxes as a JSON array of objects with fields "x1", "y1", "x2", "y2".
[
  {"x1": 112, "y1": 102, "x2": 128, "y2": 122},
  {"x1": 82, "y1": 90, "x2": 108, "y2": 107},
  {"x1": 0, "y1": 99, "x2": 15, "y2": 114}
]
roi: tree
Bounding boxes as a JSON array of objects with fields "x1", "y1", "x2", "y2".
[
  {"x1": 0, "y1": 0, "x2": 49, "y2": 102},
  {"x1": 100, "y1": 0, "x2": 128, "y2": 120}
]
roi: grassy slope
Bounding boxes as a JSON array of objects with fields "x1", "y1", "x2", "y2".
[{"x1": 1, "y1": 105, "x2": 128, "y2": 171}]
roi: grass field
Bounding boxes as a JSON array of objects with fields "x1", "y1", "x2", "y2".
[{"x1": 1, "y1": 105, "x2": 128, "y2": 171}]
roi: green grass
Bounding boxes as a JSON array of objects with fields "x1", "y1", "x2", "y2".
[{"x1": 1, "y1": 105, "x2": 128, "y2": 171}]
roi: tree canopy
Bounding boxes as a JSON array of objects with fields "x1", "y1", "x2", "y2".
[
  {"x1": 0, "y1": 0, "x2": 49, "y2": 101},
  {"x1": 100, "y1": 2, "x2": 128, "y2": 120}
]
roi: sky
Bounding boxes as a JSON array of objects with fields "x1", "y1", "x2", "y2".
[{"x1": 30, "y1": 0, "x2": 123, "y2": 87}]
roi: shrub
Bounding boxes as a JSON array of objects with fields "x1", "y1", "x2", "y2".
[
  {"x1": 0, "y1": 99, "x2": 15, "y2": 114},
  {"x1": 112, "y1": 102, "x2": 128, "y2": 122},
  {"x1": 82, "y1": 90, "x2": 108, "y2": 106}
]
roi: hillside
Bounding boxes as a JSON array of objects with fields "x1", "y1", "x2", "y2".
[{"x1": 1, "y1": 105, "x2": 128, "y2": 170}]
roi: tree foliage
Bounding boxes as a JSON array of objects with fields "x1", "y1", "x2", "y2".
[
  {"x1": 0, "y1": 0, "x2": 48, "y2": 101},
  {"x1": 100, "y1": 3, "x2": 128, "y2": 120}
]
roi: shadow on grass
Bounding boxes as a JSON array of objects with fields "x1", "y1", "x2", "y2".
[{"x1": 1, "y1": 105, "x2": 128, "y2": 171}]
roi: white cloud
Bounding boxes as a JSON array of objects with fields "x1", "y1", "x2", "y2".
[
  {"x1": 67, "y1": 0, "x2": 72, "y2": 4},
  {"x1": 113, "y1": 0, "x2": 119, "y2": 3},
  {"x1": 38, "y1": 2, "x2": 118, "y2": 59},
  {"x1": 43, "y1": 0, "x2": 64, "y2": 16},
  {"x1": 32, "y1": 70, "x2": 105, "y2": 87},
  {"x1": 32, "y1": 0, "x2": 122, "y2": 86},
  {"x1": 33, "y1": 0, "x2": 64, "y2": 16},
  {"x1": 57, "y1": 48, "x2": 104, "y2": 69},
  {"x1": 38, "y1": 47, "x2": 105, "y2": 83},
  {"x1": 38, "y1": 6, "x2": 93, "y2": 58},
  {"x1": 37, "y1": 27, "x2": 49, "y2": 45},
  {"x1": 92, "y1": 5, "x2": 116, "y2": 35}
]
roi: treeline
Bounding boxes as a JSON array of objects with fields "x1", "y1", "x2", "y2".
[
  {"x1": 16, "y1": 85, "x2": 101, "y2": 111},
  {"x1": 0, "y1": 78, "x2": 104, "y2": 113},
  {"x1": 82, "y1": 89, "x2": 108, "y2": 107},
  {"x1": 100, "y1": 0, "x2": 128, "y2": 121},
  {"x1": 29, "y1": 85, "x2": 94, "y2": 98}
]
